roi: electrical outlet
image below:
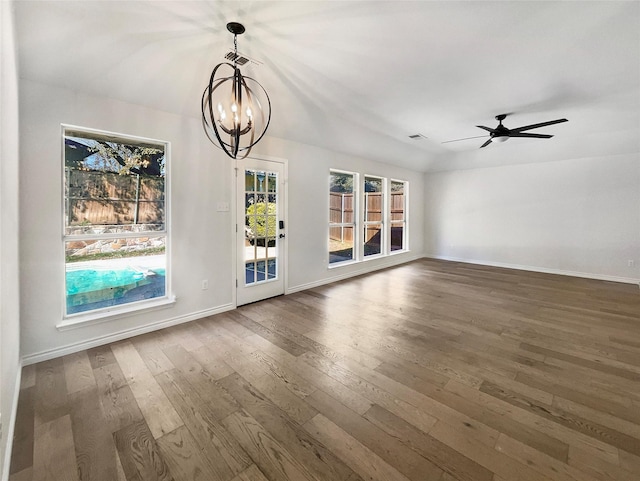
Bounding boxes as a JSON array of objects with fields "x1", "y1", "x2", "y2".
[
  {"x1": 201, "y1": 279, "x2": 209, "y2": 290},
  {"x1": 629, "y1": 260, "x2": 635, "y2": 268}
]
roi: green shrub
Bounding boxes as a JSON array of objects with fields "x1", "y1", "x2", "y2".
[{"x1": 246, "y1": 202, "x2": 276, "y2": 245}]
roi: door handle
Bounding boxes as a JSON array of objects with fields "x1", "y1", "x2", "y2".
[{"x1": 279, "y1": 234, "x2": 286, "y2": 239}]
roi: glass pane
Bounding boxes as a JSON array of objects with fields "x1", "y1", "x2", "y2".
[
  {"x1": 391, "y1": 224, "x2": 404, "y2": 251},
  {"x1": 256, "y1": 260, "x2": 266, "y2": 281},
  {"x1": 330, "y1": 172, "x2": 354, "y2": 194},
  {"x1": 245, "y1": 171, "x2": 255, "y2": 191},
  {"x1": 267, "y1": 258, "x2": 277, "y2": 279},
  {"x1": 329, "y1": 226, "x2": 354, "y2": 264},
  {"x1": 245, "y1": 193, "x2": 255, "y2": 209},
  {"x1": 256, "y1": 171, "x2": 266, "y2": 192},
  {"x1": 365, "y1": 193, "x2": 382, "y2": 222},
  {"x1": 246, "y1": 261, "x2": 256, "y2": 284},
  {"x1": 65, "y1": 238, "x2": 166, "y2": 315},
  {"x1": 391, "y1": 181, "x2": 405, "y2": 222},
  {"x1": 364, "y1": 176, "x2": 382, "y2": 193},
  {"x1": 268, "y1": 174, "x2": 277, "y2": 192},
  {"x1": 64, "y1": 134, "x2": 165, "y2": 234},
  {"x1": 364, "y1": 225, "x2": 382, "y2": 256}
]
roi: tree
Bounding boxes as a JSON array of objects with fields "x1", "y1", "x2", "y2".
[
  {"x1": 65, "y1": 136, "x2": 164, "y2": 177},
  {"x1": 89, "y1": 141, "x2": 165, "y2": 176},
  {"x1": 330, "y1": 172, "x2": 353, "y2": 193},
  {"x1": 246, "y1": 202, "x2": 276, "y2": 246}
]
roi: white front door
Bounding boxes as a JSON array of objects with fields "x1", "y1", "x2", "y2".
[{"x1": 236, "y1": 157, "x2": 286, "y2": 306}]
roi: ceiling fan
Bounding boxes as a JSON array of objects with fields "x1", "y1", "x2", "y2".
[{"x1": 443, "y1": 114, "x2": 568, "y2": 148}]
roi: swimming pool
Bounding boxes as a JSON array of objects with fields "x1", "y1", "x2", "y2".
[{"x1": 66, "y1": 267, "x2": 166, "y2": 314}]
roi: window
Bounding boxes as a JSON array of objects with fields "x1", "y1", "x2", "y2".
[
  {"x1": 364, "y1": 176, "x2": 384, "y2": 257},
  {"x1": 329, "y1": 170, "x2": 408, "y2": 266},
  {"x1": 329, "y1": 170, "x2": 357, "y2": 264},
  {"x1": 63, "y1": 126, "x2": 169, "y2": 317},
  {"x1": 390, "y1": 180, "x2": 407, "y2": 252}
]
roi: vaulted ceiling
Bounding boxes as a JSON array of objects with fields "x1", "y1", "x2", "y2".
[{"x1": 14, "y1": 1, "x2": 640, "y2": 172}]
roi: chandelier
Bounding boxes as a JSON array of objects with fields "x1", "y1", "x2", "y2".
[{"x1": 202, "y1": 22, "x2": 271, "y2": 159}]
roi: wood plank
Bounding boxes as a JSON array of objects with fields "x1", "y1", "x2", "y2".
[
  {"x1": 303, "y1": 414, "x2": 412, "y2": 481},
  {"x1": 229, "y1": 465, "x2": 270, "y2": 481},
  {"x1": 219, "y1": 372, "x2": 359, "y2": 481},
  {"x1": 130, "y1": 333, "x2": 175, "y2": 376},
  {"x1": 32, "y1": 415, "x2": 78, "y2": 481},
  {"x1": 363, "y1": 403, "x2": 493, "y2": 481},
  {"x1": 86, "y1": 345, "x2": 117, "y2": 369},
  {"x1": 92, "y1": 362, "x2": 144, "y2": 433},
  {"x1": 20, "y1": 364, "x2": 36, "y2": 389},
  {"x1": 34, "y1": 358, "x2": 68, "y2": 425},
  {"x1": 220, "y1": 409, "x2": 316, "y2": 481},
  {"x1": 113, "y1": 420, "x2": 174, "y2": 481},
  {"x1": 111, "y1": 341, "x2": 183, "y2": 439},
  {"x1": 156, "y1": 425, "x2": 225, "y2": 481},
  {"x1": 9, "y1": 386, "x2": 34, "y2": 475},
  {"x1": 155, "y1": 369, "x2": 249, "y2": 478},
  {"x1": 160, "y1": 344, "x2": 240, "y2": 417},
  {"x1": 306, "y1": 388, "x2": 443, "y2": 481},
  {"x1": 480, "y1": 381, "x2": 640, "y2": 457},
  {"x1": 63, "y1": 351, "x2": 96, "y2": 394},
  {"x1": 68, "y1": 387, "x2": 118, "y2": 481},
  {"x1": 8, "y1": 467, "x2": 32, "y2": 481},
  {"x1": 428, "y1": 420, "x2": 552, "y2": 481},
  {"x1": 494, "y1": 433, "x2": 602, "y2": 481},
  {"x1": 568, "y1": 446, "x2": 637, "y2": 481}
]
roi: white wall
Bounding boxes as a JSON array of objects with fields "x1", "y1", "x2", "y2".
[
  {"x1": 0, "y1": 0, "x2": 22, "y2": 477},
  {"x1": 19, "y1": 79, "x2": 424, "y2": 362},
  {"x1": 424, "y1": 154, "x2": 640, "y2": 282}
]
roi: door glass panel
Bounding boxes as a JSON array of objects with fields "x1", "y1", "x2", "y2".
[
  {"x1": 245, "y1": 171, "x2": 255, "y2": 191},
  {"x1": 268, "y1": 174, "x2": 277, "y2": 192},
  {"x1": 256, "y1": 171, "x2": 266, "y2": 192},
  {"x1": 245, "y1": 168, "x2": 278, "y2": 285}
]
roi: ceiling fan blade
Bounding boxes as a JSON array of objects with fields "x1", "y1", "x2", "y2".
[
  {"x1": 476, "y1": 125, "x2": 495, "y2": 133},
  {"x1": 510, "y1": 118, "x2": 568, "y2": 133},
  {"x1": 508, "y1": 133, "x2": 553, "y2": 139},
  {"x1": 441, "y1": 135, "x2": 489, "y2": 144},
  {"x1": 479, "y1": 139, "x2": 493, "y2": 148}
]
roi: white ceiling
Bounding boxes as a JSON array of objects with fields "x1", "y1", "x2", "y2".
[{"x1": 13, "y1": 1, "x2": 640, "y2": 172}]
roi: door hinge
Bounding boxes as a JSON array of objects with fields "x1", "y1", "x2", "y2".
[
  {"x1": 236, "y1": 279, "x2": 238, "y2": 287},
  {"x1": 235, "y1": 224, "x2": 238, "y2": 233}
]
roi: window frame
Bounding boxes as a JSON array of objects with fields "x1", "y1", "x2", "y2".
[
  {"x1": 362, "y1": 175, "x2": 386, "y2": 259},
  {"x1": 328, "y1": 169, "x2": 358, "y2": 267},
  {"x1": 60, "y1": 124, "x2": 173, "y2": 324},
  {"x1": 389, "y1": 178, "x2": 408, "y2": 254}
]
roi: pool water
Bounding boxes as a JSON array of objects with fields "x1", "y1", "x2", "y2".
[
  {"x1": 66, "y1": 267, "x2": 166, "y2": 314},
  {"x1": 66, "y1": 267, "x2": 165, "y2": 295}
]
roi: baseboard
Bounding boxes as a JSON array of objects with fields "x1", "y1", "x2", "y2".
[
  {"x1": 22, "y1": 303, "x2": 235, "y2": 366},
  {"x1": 1, "y1": 360, "x2": 22, "y2": 481},
  {"x1": 287, "y1": 252, "x2": 423, "y2": 294},
  {"x1": 425, "y1": 255, "x2": 640, "y2": 285}
]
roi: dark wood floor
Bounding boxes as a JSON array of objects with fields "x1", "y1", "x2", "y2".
[{"x1": 9, "y1": 258, "x2": 640, "y2": 481}]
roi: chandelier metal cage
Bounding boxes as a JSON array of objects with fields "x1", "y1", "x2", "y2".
[{"x1": 202, "y1": 22, "x2": 271, "y2": 159}]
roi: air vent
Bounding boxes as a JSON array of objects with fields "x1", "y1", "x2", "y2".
[
  {"x1": 225, "y1": 51, "x2": 250, "y2": 65},
  {"x1": 408, "y1": 133, "x2": 428, "y2": 140}
]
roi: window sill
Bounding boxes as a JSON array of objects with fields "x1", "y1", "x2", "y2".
[
  {"x1": 57, "y1": 295, "x2": 176, "y2": 331},
  {"x1": 328, "y1": 259, "x2": 358, "y2": 269}
]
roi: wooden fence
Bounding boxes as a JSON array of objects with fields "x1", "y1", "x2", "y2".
[{"x1": 65, "y1": 169, "x2": 165, "y2": 227}]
